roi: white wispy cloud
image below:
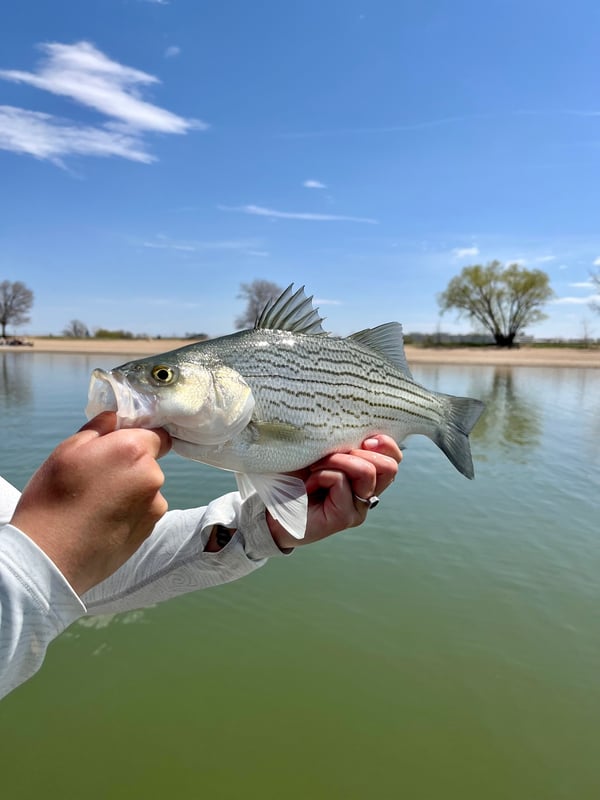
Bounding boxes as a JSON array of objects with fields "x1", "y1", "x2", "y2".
[
  {"x1": 281, "y1": 114, "x2": 491, "y2": 139},
  {"x1": 553, "y1": 294, "x2": 600, "y2": 305},
  {"x1": 164, "y1": 46, "x2": 181, "y2": 59},
  {"x1": 314, "y1": 297, "x2": 342, "y2": 306},
  {"x1": 281, "y1": 110, "x2": 600, "y2": 140},
  {"x1": 141, "y1": 236, "x2": 263, "y2": 253},
  {"x1": 0, "y1": 105, "x2": 153, "y2": 164},
  {"x1": 303, "y1": 179, "x2": 327, "y2": 189},
  {"x1": 219, "y1": 204, "x2": 378, "y2": 224},
  {"x1": 143, "y1": 240, "x2": 195, "y2": 252},
  {"x1": 0, "y1": 41, "x2": 202, "y2": 132},
  {"x1": 593, "y1": 257, "x2": 600, "y2": 266},
  {"x1": 0, "y1": 41, "x2": 203, "y2": 164},
  {"x1": 569, "y1": 281, "x2": 594, "y2": 288},
  {"x1": 452, "y1": 246, "x2": 480, "y2": 260},
  {"x1": 535, "y1": 255, "x2": 556, "y2": 263}
]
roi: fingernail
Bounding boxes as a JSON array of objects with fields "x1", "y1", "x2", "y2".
[{"x1": 363, "y1": 438, "x2": 379, "y2": 449}]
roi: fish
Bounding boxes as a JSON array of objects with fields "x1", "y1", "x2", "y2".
[{"x1": 86, "y1": 284, "x2": 485, "y2": 539}]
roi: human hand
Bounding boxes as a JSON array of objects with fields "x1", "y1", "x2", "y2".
[
  {"x1": 10, "y1": 412, "x2": 171, "y2": 595},
  {"x1": 267, "y1": 435, "x2": 401, "y2": 550}
]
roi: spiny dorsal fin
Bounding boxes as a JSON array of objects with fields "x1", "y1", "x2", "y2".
[
  {"x1": 348, "y1": 322, "x2": 413, "y2": 378},
  {"x1": 255, "y1": 284, "x2": 328, "y2": 335}
]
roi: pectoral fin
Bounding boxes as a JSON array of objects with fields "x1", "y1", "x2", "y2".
[
  {"x1": 235, "y1": 472, "x2": 308, "y2": 540},
  {"x1": 250, "y1": 419, "x2": 305, "y2": 444}
]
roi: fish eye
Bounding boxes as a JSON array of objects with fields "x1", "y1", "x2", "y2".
[{"x1": 151, "y1": 364, "x2": 177, "y2": 385}]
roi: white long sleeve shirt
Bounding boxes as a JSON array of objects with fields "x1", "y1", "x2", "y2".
[{"x1": 0, "y1": 475, "x2": 285, "y2": 699}]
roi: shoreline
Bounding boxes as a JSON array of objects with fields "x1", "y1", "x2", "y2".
[{"x1": 1, "y1": 337, "x2": 599, "y2": 368}]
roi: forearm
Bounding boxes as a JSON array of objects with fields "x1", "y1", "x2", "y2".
[
  {"x1": 0, "y1": 524, "x2": 85, "y2": 700},
  {"x1": 0, "y1": 482, "x2": 285, "y2": 698},
  {"x1": 82, "y1": 492, "x2": 290, "y2": 615},
  {"x1": 3, "y1": 470, "x2": 285, "y2": 616}
]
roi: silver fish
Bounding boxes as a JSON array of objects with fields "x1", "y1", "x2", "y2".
[{"x1": 86, "y1": 285, "x2": 484, "y2": 538}]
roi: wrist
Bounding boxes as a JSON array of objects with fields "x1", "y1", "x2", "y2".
[
  {"x1": 265, "y1": 512, "x2": 297, "y2": 552},
  {"x1": 204, "y1": 524, "x2": 235, "y2": 552}
]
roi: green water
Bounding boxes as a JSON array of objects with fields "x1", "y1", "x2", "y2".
[{"x1": 1, "y1": 352, "x2": 599, "y2": 799}]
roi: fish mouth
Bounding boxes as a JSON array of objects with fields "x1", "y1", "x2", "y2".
[{"x1": 85, "y1": 368, "x2": 158, "y2": 428}]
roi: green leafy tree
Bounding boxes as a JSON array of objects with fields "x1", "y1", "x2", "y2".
[
  {"x1": 438, "y1": 261, "x2": 554, "y2": 347},
  {"x1": 0, "y1": 280, "x2": 34, "y2": 338},
  {"x1": 235, "y1": 279, "x2": 283, "y2": 329}
]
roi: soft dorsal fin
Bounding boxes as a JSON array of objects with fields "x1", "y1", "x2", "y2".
[
  {"x1": 255, "y1": 284, "x2": 328, "y2": 335},
  {"x1": 348, "y1": 322, "x2": 413, "y2": 378}
]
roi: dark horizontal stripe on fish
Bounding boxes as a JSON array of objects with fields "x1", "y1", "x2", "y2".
[
  {"x1": 261, "y1": 395, "x2": 402, "y2": 425},
  {"x1": 253, "y1": 378, "x2": 441, "y2": 423},
  {"x1": 255, "y1": 384, "x2": 439, "y2": 425}
]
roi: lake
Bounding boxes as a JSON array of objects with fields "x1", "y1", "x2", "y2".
[{"x1": 1, "y1": 351, "x2": 599, "y2": 800}]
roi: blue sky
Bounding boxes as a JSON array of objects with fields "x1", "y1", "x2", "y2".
[{"x1": 1, "y1": 0, "x2": 600, "y2": 339}]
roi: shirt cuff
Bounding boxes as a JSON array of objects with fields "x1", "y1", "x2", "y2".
[
  {"x1": 236, "y1": 493, "x2": 295, "y2": 560},
  {"x1": 0, "y1": 524, "x2": 86, "y2": 628},
  {"x1": 197, "y1": 491, "x2": 293, "y2": 561}
]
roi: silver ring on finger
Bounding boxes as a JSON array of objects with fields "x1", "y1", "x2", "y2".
[{"x1": 354, "y1": 494, "x2": 380, "y2": 510}]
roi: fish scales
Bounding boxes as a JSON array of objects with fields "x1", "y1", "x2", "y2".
[
  {"x1": 221, "y1": 331, "x2": 444, "y2": 425},
  {"x1": 146, "y1": 328, "x2": 450, "y2": 474},
  {"x1": 86, "y1": 283, "x2": 485, "y2": 539},
  {"x1": 216, "y1": 332, "x2": 439, "y2": 408}
]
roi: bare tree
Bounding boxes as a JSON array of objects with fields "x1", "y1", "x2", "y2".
[
  {"x1": 0, "y1": 280, "x2": 34, "y2": 338},
  {"x1": 581, "y1": 317, "x2": 594, "y2": 347},
  {"x1": 235, "y1": 279, "x2": 283, "y2": 329},
  {"x1": 63, "y1": 319, "x2": 90, "y2": 338},
  {"x1": 591, "y1": 270, "x2": 600, "y2": 315}
]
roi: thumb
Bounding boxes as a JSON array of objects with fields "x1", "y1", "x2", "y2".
[{"x1": 76, "y1": 411, "x2": 119, "y2": 440}]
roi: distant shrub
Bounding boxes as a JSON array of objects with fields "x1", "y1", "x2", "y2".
[{"x1": 94, "y1": 329, "x2": 134, "y2": 340}]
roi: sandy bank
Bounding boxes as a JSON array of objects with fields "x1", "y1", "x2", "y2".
[{"x1": 2, "y1": 337, "x2": 599, "y2": 368}]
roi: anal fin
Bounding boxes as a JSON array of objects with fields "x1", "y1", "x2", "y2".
[{"x1": 235, "y1": 472, "x2": 308, "y2": 540}]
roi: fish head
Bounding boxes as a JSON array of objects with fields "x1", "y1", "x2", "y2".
[{"x1": 85, "y1": 353, "x2": 255, "y2": 446}]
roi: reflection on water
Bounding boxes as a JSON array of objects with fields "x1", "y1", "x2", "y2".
[
  {"x1": 0, "y1": 352, "x2": 32, "y2": 407},
  {"x1": 469, "y1": 367, "x2": 542, "y2": 456},
  {"x1": 413, "y1": 364, "x2": 543, "y2": 460},
  {"x1": 575, "y1": 369, "x2": 600, "y2": 461}
]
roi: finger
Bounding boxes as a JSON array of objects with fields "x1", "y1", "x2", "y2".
[
  {"x1": 77, "y1": 420, "x2": 172, "y2": 460},
  {"x1": 305, "y1": 468, "x2": 366, "y2": 526},
  {"x1": 317, "y1": 469, "x2": 368, "y2": 533},
  {"x1": 361, "y1": 435, "x2": 403, "y2": 463},
  {"x1": 311, "y1": 450, "x2": 398, "y2": 499},
  {"x1": 149, "y1": 490, "x2": 169, "y2": 522},
  {"x1": 117, "y1": 427, "x2": 172, "y2": 460},
  {"x1": 76, "y1": 411, "x2": 119, "y2": 439},
  {"x1": 309, "y1": 437, "x2": 402, "y2": 475},
  {"x1": 346, "y1": 449, "x2": 399, "y2": 495},
  {"x1": 307, "y1": 455, "x2": 377, "y2": 506},
  {"x1": 145, "y1": 428, "x2": 172, "y2": 459}
]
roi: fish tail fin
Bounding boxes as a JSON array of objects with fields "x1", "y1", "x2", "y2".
[{"x1": 433, "y1": 395, "x2": 485, "y2": 479}]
